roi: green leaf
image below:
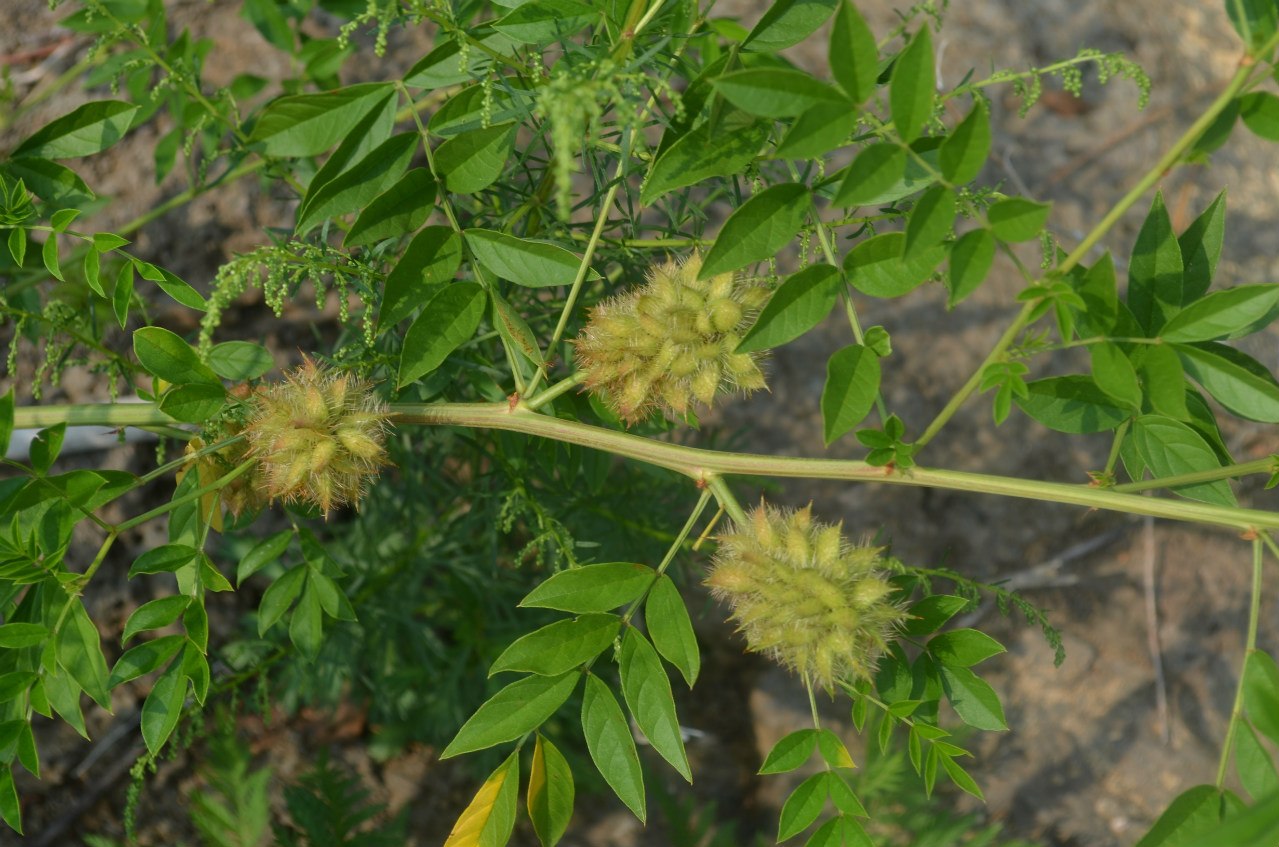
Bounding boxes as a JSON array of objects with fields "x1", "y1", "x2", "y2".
[
  {"x1": 135, "y1": 261, "x2": 207, "y2": 311},
  {"x1": 344, "y1": 168, "x2": 436, "y2": 247},
  {"x1": 403, "y1": 31, "x2": 512, "y2": 89},
  {"x1": 987, "y1": 197, "x2": 1051, "y2": 243},
  {"x1": 902, "y1": 595, "x2": 969, "y2": 636},
  {"x1": 939, "y1": 754, "x2": 985, "y2": 801},
  {"x1": 619, "y1": 629, "x2": 691, "y2": 781},
  {"x1": 927, "y1": 629, "x2": 1006, "y2": 668},
  {"x1": 1014, "y1": 375, "x2": 1131, "y2": 433},
  {"x1": 528, "y1": 735, "x2": 574, "y2": 847},
  {"x1": 57, "y1": 601, "x2": 110, "y2": 708},
  {"x1": 821, "y1": 344, "x2": 881, "y2": 445},
  {"x1": 398, "y1": 282, "x2": 487, "y2": 388},
  {"x1": 133, "y1": 326, "x2": 221, "y2": 387},
  {"x1": 947, "y1": 228, "x2": 995, "y2": 307},
  {"x1": 93, "y1": 232, "x2": 128, "y2": 251},
  {"x1": 581, "y1": 674, "x2": 646, "y2": 822},
  {"x1": 465, "y1": 229, "x2": 599, "y2": 288},
  {"x1": 807, "y1": 815, "x2": 873, "y2": 846},
  {"x1": 642, "y1": 115, "x2": 768, "y2": 205},
  {"x1": 206, "y1": 341, "x2": 274, "y2": 381},
  {"x1": 1178, "y1": 190, "x2": 1226, "y2": 305},
  {"x1": 288, "y1": 582, "x2": 324, "y2": 660},
  {"x1": 301, "y1": 95, "x2": 398, "y2": 203},
  {"x1": 491, "y1": 0, "x2": 598, "y2": 44},
  {"x1": 13, "y1": 100, "x2": 139, "y2": 159},
  {"x1": 743, "y1": 0, "x2": 837, "y2": 52},
  {"x1": 296, "y1": 132, "x2": 417, "y2": 235},
  {"x1": 5, "y1": 228, "x2": 24, "y2": 268},
  {"x1": 938, "y1": 665, "x2": 1007, "y2": 730},
  {"x1": 1183, "y1": 790, "x2": 1279, "y2": 847},
  {"x1": 711, "y1": 69, "x2": 847, "y2": 118},
  {"x1": 44, "y1": 671, "x2": 87, "y2": 738},
  {"x1": 845, "y1": 231, "x2": 945, "y2": 298},
  {"x1": 520, "y1": 562, "x2": 655, "y2": 612},
  {"x1": 112, "y1": 261, "x2": 133, "y2": 328},
  {"x1": 939, "y1": 101, "x2": 990, "y2": 184},
  {"x1": 444, "y1": 751, "x2": 520, "y2": 847},
  {"x1": 775, "y1": 103, "x2": 859, "y2": 160},
  {"x1": 83, "y1": 246, "x2": 103, "y2": 297},
  {"x1": 237, "y1": 529, "x2": 293, "y2": 585},
  {"x1": 832, "y1": 143, "x2": 907, "y2": 207},
  {"x1": 29, "y1": 423, "x2": 66, "y2": 474},
  {"x1": 0, "y1": 672, "x2": 35, "y2": 704},
  {"x1": 42, "y1": 232, "x2": 61, "y2": 281},
  {"x1": 903, "y1": 185, "x2": 955, "y2": 259},
  {"x1": 429, "y1": 80, "x2": 534, "y2": 137},
  {"x1": 159, "y1": 383, "x2": 227, "y2": 425},
  {"x1": 1070, "y1": 252, "x2": 1120, "y2": 334},
  {"x1": 129, "y1": 543, "x2": 199, "y2": 578},
  {"x1": 0, "y1": 157, "x2": 94, "y2": 206},
  {"x1": 122, "y1": 596, "x2": 191, "y2": 644},
  {"x1": 489, "y1": 614, "x2": 619, "y2": 676},
  {"x1": 108, "y1": 634, "x2": 185, "y2": 688},
  {"x1": 0, "y1": 766, "x2": 21, "y2": 834},
  {"x1": 737, "y1": 264, "x2": 841, "y2": 353},
  {"x1": 816, "y1": 729, "x2": 855, "y2": 769},
  {"x1": 1226, "y1": 0, "x2": 1279, "y2": 49},
  {"x1": 141, "y1": 655, "x2": 187, "y2": 756},
  {"x1": 1244, "y1": 650, "x2": 1279, "y2": 744},
  {"x1": 380, "y1": 226, "x2": 464, "y2": 328},
  {"x1": 777, "y1": 772, "x2": 826, "y2": 841},
  {"x1": 829, "y1": 0, "x2": 878, "y2": 104},
  {"x1": 258, "y1": 565, "x2": 307, "y2": 636},
  {"x1": 1089, "y1": 341, "x2": 1142, "y2": 408},
  {"x1": 1160, "y1": 284, "x2": 1279, "y2": 342},
  {"x1": 699, "y1": 184, "x2": 810, "y2": 279},
  {"x1": 0, "y1": 622, "x2": 48, "y2": 649},
  {"x1": 759, "y1": 729, "x2": 818, "y2": 774},
  {"x1": 890, "y1": 27, "x2": 934, "y2": 142},
  {"x1": 1131, "y1": 414, "x2": 1236, "y2": 506},
  {"x1": 1235, "y1": 721, "x2": 1279, "y2": 801},
  {"x1": 248, "y1": 82, "x2": 395, "y2": 157},
  {"x1": 1133, "y1": 784, "x2": 1229, "y2": 847},
  {"x1": 1177, "y1": 342, "x2": 1279, "y2": 422},
  {"x1": 1136, "y1": 344, "x2": 1189, "y2": 420},
  {"x1": 434, "y1": 123, "x2": 515, "y2": 195},
  {"x1": 645, "y1": 577, "x2": 700, "y2": 687},
  {"x1": 490, "y1": 288, "x2": 543, "y2": 373},
  {"x1": 1128, "y1": 191, "x2": 1184, "y2": 333},
  {"x1": 442, "y1": 672, "x2": 579, "y2": 759},
  {"x1": 0, "y1": 389, "x2": 11, "y2": 459}
]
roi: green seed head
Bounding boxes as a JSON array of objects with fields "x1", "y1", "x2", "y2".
[
  {"x1": 706, "y1": 504, "x2": 905, "y2": 691},
  {"x1": 244, "y1": 358, "x2": 391, "y2": 516},
  {"x1": 574, "y1": 253, "x2": 770, "y2": 423}
]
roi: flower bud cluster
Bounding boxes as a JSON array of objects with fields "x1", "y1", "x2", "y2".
[
  {"x1": 243, "y1": 359, "x2": 390, "y2": 516},
  {"x1": 706, "y1": 504, "x2": 904, "y2": 691},
  {"x1": 574, "y1": 254, "x2": 768, "y2": 423}
]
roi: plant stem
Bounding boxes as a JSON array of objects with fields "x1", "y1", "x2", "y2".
[
  {"x1": 18, "y1": 401, "x2": 1279, "y2": 531},
  {"x1": 1215, "y1": 536, "x2": 1265, "y2": 788},
  {"x1": 523, "y1": 372, "x2": 588, "y2": 411},
  {"x1": 115, "y1": 459, "x2": 254, "y2": 533},
  {"x1": 621, "y1": 489, "x2": 712, "y2": 627},
  {"x1": 1112, "y1": 458, "x2": 1275, "y2": 494},
  {"x1": 705, "y1": 475, "x2": 748, "y2": 525}
]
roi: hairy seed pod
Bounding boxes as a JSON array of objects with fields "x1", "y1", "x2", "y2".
[
  {"x1": 706, "y1": 504, "x2": 905, "y2": 691},
  {"x1": 243, "y1": 357, "x2": 391, "y2": 516},
  {"x1": 573, "y1": 253, "x2": 770, "y2": 423}
]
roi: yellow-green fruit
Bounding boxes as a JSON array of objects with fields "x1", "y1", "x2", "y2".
[
  {"x1": 243, "y1": 358, "x2": 391, "y2": 516},
  {"x1": 706, "y1": 504, "x2": 905, "y2": 691},
  {"x1": 574, "y1": 253, "x2": 770, "y2": 423}
]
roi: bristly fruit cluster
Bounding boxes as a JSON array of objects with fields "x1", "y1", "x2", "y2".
[
  {"x1": 574, "y1": 254, "x2": 769, "y2": 423},
  {"x1": 706, "y1": 504, "x2": 905, "y2": 692},
  {"x1": 243, "y1": 358, "x2": 391, "y2": 516}
]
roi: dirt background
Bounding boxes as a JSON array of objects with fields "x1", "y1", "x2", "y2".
[{"x1": 3, "y1": 0, "x2": 1279, "y2": 845}]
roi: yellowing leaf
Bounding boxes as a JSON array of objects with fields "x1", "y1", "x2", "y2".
[{"x1": 445, "y1": 751, "x2": 519, "y2": 847}]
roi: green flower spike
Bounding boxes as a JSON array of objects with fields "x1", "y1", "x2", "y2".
[
  {"x1": 574, "y1": 253, "x2": 769, "y2": 423},
  {"x1": 244, "y1": 358, "x2": 391, "y2": 516},
  {"x1": 706, "y1": 504, "x2": 905, "y2": 692}
]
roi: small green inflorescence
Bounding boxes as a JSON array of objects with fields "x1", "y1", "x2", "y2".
[
  {"x1": 707, "y1": 504, "x2": 906, "y2": 692},
  {"x1": 243, "y1": 358, "x2": 391, "y2": 516},
  {"x1": 574, "y1": 254, "x2": 769, "y2": 424}
]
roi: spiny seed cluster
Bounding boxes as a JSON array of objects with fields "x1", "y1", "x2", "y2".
[
  {"x1": 574, "y1": 254, "x2": 768, "y2": 423},
  {"x1": 706, "y1": 504, "x2": 905, "y2": 691},
  {"x1": 243, "y1": 359, "x2": 390, "y2": 516}
]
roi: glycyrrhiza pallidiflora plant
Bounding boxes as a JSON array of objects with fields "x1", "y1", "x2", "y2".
[{"x1": 3, "y1": 0, "x2": 1279, "y2": 843}]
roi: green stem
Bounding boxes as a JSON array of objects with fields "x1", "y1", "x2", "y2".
[
  {"x1": 1103, "y1": 419, "x2": 1130, "y2": 479},
  {"x1": 523, "y1": 372, "x2": 588, "y2": 411},
  {"x1": 115, "y1": 459, "x2": 254, "y2": 533},
  {"x1": 705, "y1": 475, "x2": 748, "y2": 525},
  {"x1": 1215, "y1": 536, "x2": 1266, "y2": 788},
  {"x1": 621, "y1": 489, "x2": 712, "y2": 627},
  {"x1": 18, "y1": 401, "x2": 1279, "y2": 531},
  {"x1": 1111, "y1": 458, "x2": 1275, "y2": 494}
]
